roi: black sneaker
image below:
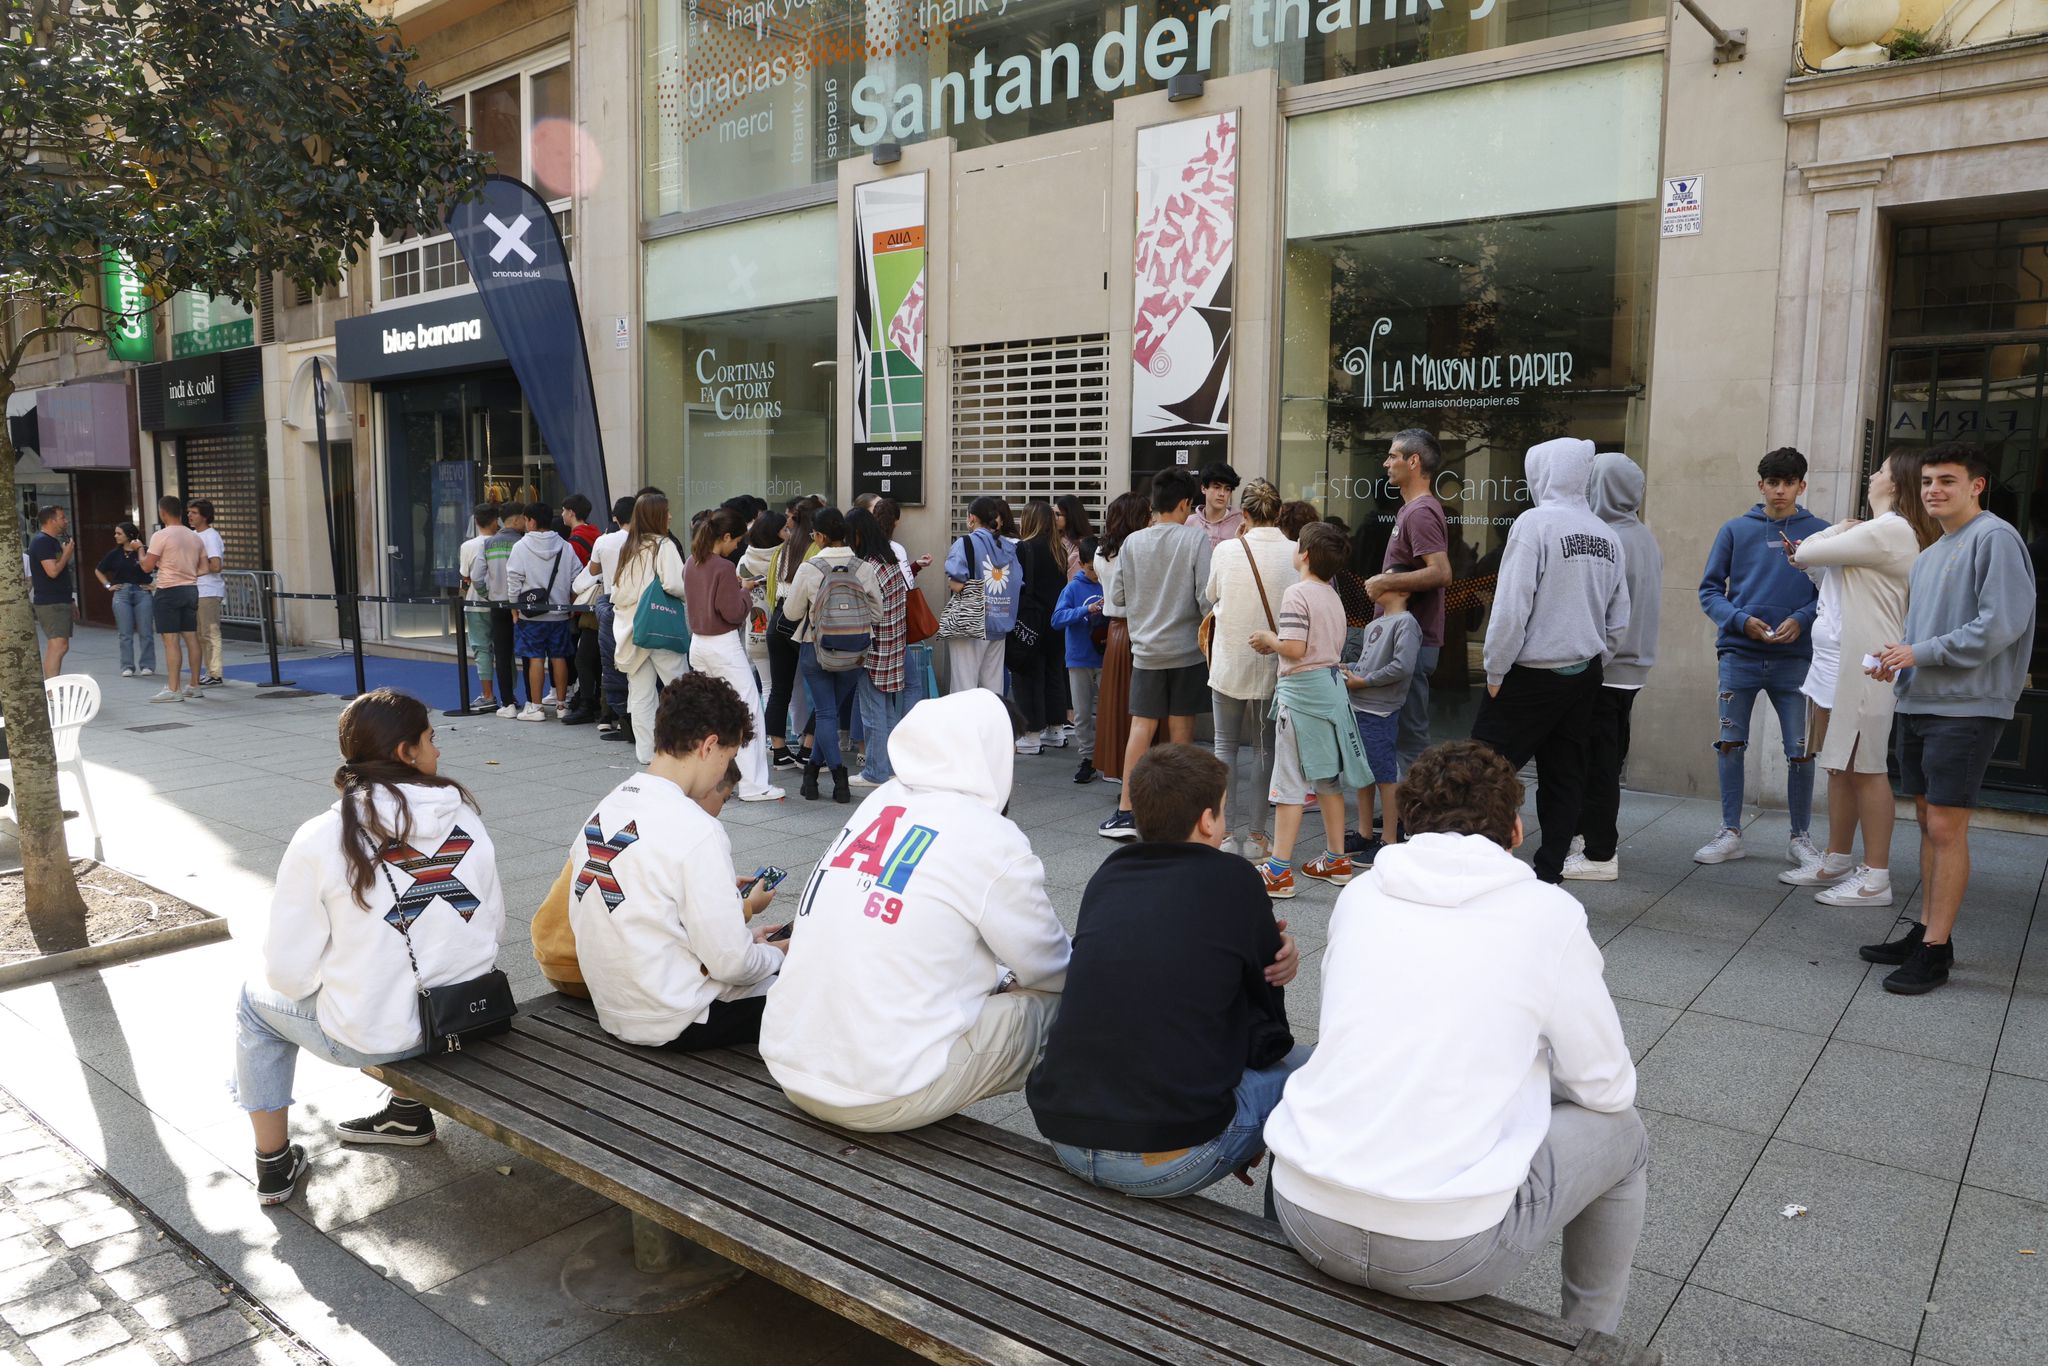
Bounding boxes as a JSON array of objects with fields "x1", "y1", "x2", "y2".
[
  {"x1": 335, "y1": 1097, "x2": 437, "y2": 1146},
  {"x1": 1073, "y1": 758, "x2": 1097, "y2": 785},
  {"x1": 256, "y1": 1144, "x2": 309, "y2": 1206},
  {"x1": 1098, "y1": 809, "x2": 1138, "y2": 841},
  {"x1": 1356, "y1": 837, "x2": 1387, "y2": 869},
  {"x1": 1343, "y1": 828, "x2": 1371, "y2": 856},
  {"x1": 561, "y1": 709, "x2": 598, "y2": 726},
  {"x1": 772, "y1": 748, "x2": 799, "y2": 769},
  {"x1": 1859, "y1": 920, "x2": 1925, "y2": 965},
  {"x1": 1883, "y1": 939, "x2": 1954, "y2": 995}
]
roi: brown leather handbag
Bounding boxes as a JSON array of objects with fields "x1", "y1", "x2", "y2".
[{"x1": 1199, "y1": 528, "x2": 1277, "y2": 660}]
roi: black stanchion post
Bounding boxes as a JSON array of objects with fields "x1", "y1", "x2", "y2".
[
  {"x1": 260, "y1": 580, "x2": 293, "y2": 688},
  {"x1": 349, "y1": 596, "x2": 367, "y2": 699},
  {"x1": 448, "y1": 589, "x2": 472, "y2": 717}
]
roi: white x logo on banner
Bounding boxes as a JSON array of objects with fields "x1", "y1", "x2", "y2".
[{"x1": 484, "y1": 212, "x2": 538, "y2": 265}]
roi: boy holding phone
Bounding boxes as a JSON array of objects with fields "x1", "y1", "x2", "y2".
[{"x1": 1695, "y1": 448, "x2": 1830, "y2": 869}]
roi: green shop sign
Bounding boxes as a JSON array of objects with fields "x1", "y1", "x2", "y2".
[
  {"x1": 101, "y1": 248, "x2": 152, "y2": 363},
  {"x1": 171, "y1": 292, "x2": 254, "y2": 359}
]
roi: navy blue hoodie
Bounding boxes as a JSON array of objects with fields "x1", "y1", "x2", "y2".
[{"x1": 1698, "y1": 503, "x2": 1830, "y2": 659}]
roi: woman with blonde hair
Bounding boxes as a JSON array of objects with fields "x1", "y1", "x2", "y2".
[
  {"x1": 1203, "y1": 478, "x2": 1299, "y2": 859},
  {"x1": 1782, "y1": 449, "x2": 1942, "y2": 906},
  {"x1": 611, "y1": 492, "x2": 693, "y2": 765}
]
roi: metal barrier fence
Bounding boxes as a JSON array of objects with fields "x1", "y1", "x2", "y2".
[
  {"x1": 259, "y1": 586, "x2": 476, "y2": 717},
  {"x1": 220, "y1": 570, "x2": 286, "y2": 652}
]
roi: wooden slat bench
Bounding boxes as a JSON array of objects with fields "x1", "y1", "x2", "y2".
[{"x1": 368, "y1": 995, "x2": 1658, "y2": 1366}]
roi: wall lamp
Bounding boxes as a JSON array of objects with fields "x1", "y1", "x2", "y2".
[
  {"x1": 1166, "y1": 72, "x2": 1204, "y2": 102},
  {"x1": 872, "y1": 143, "x2": 903, "y2": 165}
]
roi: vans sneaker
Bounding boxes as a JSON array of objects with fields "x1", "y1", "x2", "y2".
[
  {"x1": 1562, "y1": 853, "x2": 1619, "y2": 882},
  {"x1": 1859, "y1": 919, "x2": 1925, "y2": 965},
  {"x1": 1815, "y1": 867, "x2": 1893, "y2": 907},
  {"x1": 335, "y1": 1096, "x2": 437, "y2": 1147},
  {"x1": 255, "y1": 1144, "x2": 309, "y2": 1206},
  {"x1": 1883, "y1": 938, "x2": 1953, "y2": 995},
  {"x1": 1693, "y1": 829, "x2": 1744, "y2": 864}
]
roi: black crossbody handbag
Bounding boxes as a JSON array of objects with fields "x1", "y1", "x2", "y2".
[{"x1": 380, "y1": 861, "x2": 517, "y2": 1053}]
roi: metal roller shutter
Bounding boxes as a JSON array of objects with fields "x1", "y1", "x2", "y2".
[
  {"x1": 949, "y1": 335, "x2": 1111, "y2": 537},
  {"x1": 176, "y1": 431, "x2": 271, "y2": 573}
]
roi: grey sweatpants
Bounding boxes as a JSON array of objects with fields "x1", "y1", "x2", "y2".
[
  {"x1": 1273, "y1": 1101, "x2": 1647, "y2": 1335},
  {"x1": 1068, "y1": 667, "x2": 1099, "y2": 752}
]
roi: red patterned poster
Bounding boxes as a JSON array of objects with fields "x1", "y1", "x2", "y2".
[{"x1": 1132, "y1": 111, "x2": 1237, "y2": 475}]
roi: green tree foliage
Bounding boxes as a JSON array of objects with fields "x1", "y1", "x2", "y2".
[{"x1": 0, "y1": 0, "x2": 488, "y2": 949}]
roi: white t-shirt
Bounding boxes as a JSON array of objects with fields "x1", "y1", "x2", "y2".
[
  {"x1": 196, "y1": 527, "x2": 226, "y2": 599},
  {"x1": 459, "y1": 533, "x2": 490, "y2": 604}
]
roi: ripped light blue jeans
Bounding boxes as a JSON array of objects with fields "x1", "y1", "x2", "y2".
[
  {"x1": 1715, "y1": 652, "x2": 1814, "y2": 835},
  {"x1": 230, "y1": 983, "x2": 417, "y2": 1114}
]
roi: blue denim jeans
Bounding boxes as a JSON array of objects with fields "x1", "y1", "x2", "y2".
[
  {"x1": 1716, "y1": 652, "x2": 1814, "y2": 835},
  {"x1": 111, "y1": 584, "x2": 155, "y2": 673},
  {"x1": 856, "y1": 672, "x2": 909, "y2": 783},
  {"x1": 230, "y1": 983, "x2": 418, "y2": 1114},
  {"x1": 1053, "y1": 1044, "x2": 1314, "y2": 1198},
  {"x1": 800, "y1": 644, "x2": 861, "y2": 769}
]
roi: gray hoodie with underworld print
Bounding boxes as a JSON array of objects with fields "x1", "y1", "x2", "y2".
[{"x1": 1482, "y1": 438, "x2": 1629, "y2": 687}]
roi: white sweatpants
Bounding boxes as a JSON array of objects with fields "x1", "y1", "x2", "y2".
[
  {"x1": 626, "y1": 648, "x2": 688, "y2": 766},
  {"x1": 690, "y1": 629, "x2": 779, "y2": 799}
]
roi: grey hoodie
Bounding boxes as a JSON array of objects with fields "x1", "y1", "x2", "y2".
[
  {"x1": 1482, "y1": 438, "x2": 1629, "y2": 687},
  {"x1": 504, "y1": 529, "x2": 576, "y2": 622},
  {"x1": 1587, "y1": 453, "x2": 1663, "y2": 689},
  {"x1": 1897, "y1": 510, "x2": 2037, "y2": 719}
]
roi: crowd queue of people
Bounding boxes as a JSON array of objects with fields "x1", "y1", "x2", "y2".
[{"x1": 228, "y1": 433, "x2": 2030, "y2": 1342}]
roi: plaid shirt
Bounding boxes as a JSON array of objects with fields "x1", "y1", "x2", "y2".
[{"x1": 867, "y1": 560, "x2": 908, "y2": 692}]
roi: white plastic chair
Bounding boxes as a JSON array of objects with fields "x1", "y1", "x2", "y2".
[{"x1": 0, "y1": 674, "x2": 104, "y2": 861}]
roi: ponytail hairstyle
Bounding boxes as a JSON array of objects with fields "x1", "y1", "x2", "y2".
[
  {"x1": 334, "y1": 689, "x2": 479, "y2": 912},
  {"x1": 966, "y1": 495, "x2": 1004, "y2": 534},
  {"x1": 691, "y1": 506, "x2": 749, "y2": 563}
]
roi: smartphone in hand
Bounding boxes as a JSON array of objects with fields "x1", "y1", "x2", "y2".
[{"x1": 742, "y1": 865, "x2": 789, "y2": 898}]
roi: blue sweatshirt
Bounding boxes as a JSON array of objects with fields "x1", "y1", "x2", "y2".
[
  {"x1": 1051, "y1": 570, "x2": 1106, "y2": 670},
  {"x1": 1698, "y1": 503, "x2": 1830, "y2": 659}
]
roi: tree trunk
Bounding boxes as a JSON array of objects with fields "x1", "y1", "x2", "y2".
[{"x1": 0, "y1": 374, "x2": 90, "y2": 952}]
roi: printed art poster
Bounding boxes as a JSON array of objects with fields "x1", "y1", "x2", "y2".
[
  {"x1": 1132, "y1": 111, "x2": 1237, "y2": 471},
  {"x1": 853, "y1": 174, "x2": 927, "y2": 500}
]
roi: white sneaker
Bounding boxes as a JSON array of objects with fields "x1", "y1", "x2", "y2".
[
  {"x1": 1562, "y1": 853, "x2": 1619, "y2": 882},
  {"x1": 1041, "y1": 726, "x2": 1069, "y2": 749},
  {"x1": 1780, "y1": 851, "x2": 1856, "y2": 886},
  {"x1": 1219, "y1": 836, "x2": 1241, "y2": 858},
  {"x1": 737, "y1": 786, "x2": 785, "y2": 802},
  {"x1": 1569, "y1": 835, "x2": 1586, "y2": 857},
  {"x1": 541, "y1": 690, "x2": 559, "y2": 708},
  {"x1": 1694, "y1": 829, "x2": 1745, "y2": 864},
  {"x1": 1787, "y1": 834, "x2": 1824, "y2": 870},
  {"x1": 849, "y1": 773, "x2": 882, "y2": 789},
  {"x1": 183, "y1": 686, "x2": 205, "y2": 700},
  {"x1": 148, "y1": 687, "x2": 184, "y2": 704},
  {"x1": 120, "y1": 668, "x2": 134, "y2": 678},
  {"x1": 1815, "y1": 868, "x2": 1894, "y2": 907},
  {"x1": 138, "y1": 667, "x2": 153, "y2": 677},
  {"x1": 517, "y1": 703, "x2": 546, "y2": 722},
  {"x1": 496, "y1": 704, "x2": 519, "y2": 719},
  {"x1": 1015, "y1": 737, "x2": 1042, "y2": 755},
  {"x1": 1243, "y1": 832, "x2": 1272, "y2": 864}
]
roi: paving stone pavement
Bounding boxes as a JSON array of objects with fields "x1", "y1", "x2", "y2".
[
  {"x1": 1, "y1": 626, "x2": 2045, "y2": 1364},
  {"x1": 0, "y1": 1090, "x2": 320, "y2": 1366}
]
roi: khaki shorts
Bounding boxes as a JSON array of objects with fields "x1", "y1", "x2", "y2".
[{"x1": 33, "y1": 603, "x2": 74, "y2": 640}]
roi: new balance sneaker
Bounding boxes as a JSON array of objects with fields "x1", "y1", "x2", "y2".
[
  {"x1": 1302, "y1": 853, "x2": 1356, "y2": 886},
  {"x1": 336, "y1": 1097, "x2": 437, "y2": 1146},
  {"x1": 1859, "y1": 919, "x2": 1925, "y2": 965},
  {"x1": 1098, "y1": 809, "x2": 1138, "y2": 840},
  {"x1": 517, "y1": 703, "x2": 546, "y2": 722},
  {"x1": 1781, "y1": 850, "x2": 1856, "y2": 886},
  {"x1": 1883, "y1": 938, "x2": 1953, "y2": 995},
  {"x1": 1815, "y1": 867, "x2": 1893, "y2": 907},
  {"x1": 255, "y1": 1143, "x2": 309, "y2": 1206},
  {"x1": 149, "y1": 687, "x2": 183, "y2": 704},
  {"x1": 1261, "y1": 861, "x2": 1297, "y2": 900},
  {"x1": 1562, "y1": 853, "x2": 1619, "y2": 882},
  {"x1": 1693, "y1": 829, "x2": 1745, "y2": 864}
]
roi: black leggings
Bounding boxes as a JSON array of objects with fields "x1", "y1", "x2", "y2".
[
  {"x1": 1010, "y1": 631, "x2": 1065, "y2": 732},
  {"x1": 489, "y1": 607, "x2": 519, "y2": 706},
  {"x1": 765, "y1": 618, "x2": 811, "y2": 750}
]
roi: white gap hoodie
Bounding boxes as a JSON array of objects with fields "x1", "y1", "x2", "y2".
[
  {"x1": 760, "y1": 690, "x2": 1071, "y2": 1108},
  {"x1": 1264, "y1": 831, "x2": 1635, "y2": 1242},
  {"x1": 569, "y1": 771, "x2": 783, "y2": 1045},
  {"x1": 264, "y1": 784, "x2": 506, "y2": 1057}
]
